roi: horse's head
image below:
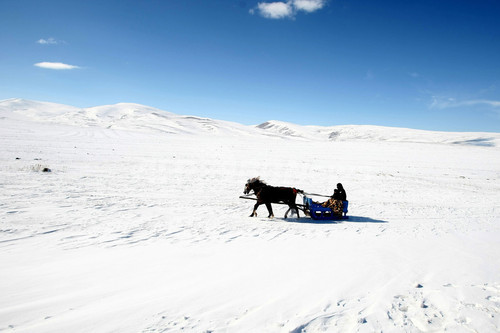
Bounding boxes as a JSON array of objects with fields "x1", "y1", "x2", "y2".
[{"x1": 244, "y1": 177, "x2": 265, "y2": 194}]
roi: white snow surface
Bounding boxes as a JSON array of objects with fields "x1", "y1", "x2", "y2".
[{"x1": 1, "y1": 98, "x2": 500, "y2": 332}]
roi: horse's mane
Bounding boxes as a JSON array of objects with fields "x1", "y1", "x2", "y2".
[{"x1": 247, "y1": 176, "x2": 266, "y2": 185}]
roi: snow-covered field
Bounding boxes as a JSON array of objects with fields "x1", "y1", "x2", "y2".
[{"x1": 1, "y1": 99, "x2": 500, "y2": 332}]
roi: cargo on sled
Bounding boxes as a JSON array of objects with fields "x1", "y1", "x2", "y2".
[{"x1": 302, "y1": 196, "x2": 349, "y2": 220}]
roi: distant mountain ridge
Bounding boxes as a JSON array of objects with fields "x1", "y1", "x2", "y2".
[
  {"x1": 0, "y1": 98, "x2": 253, "y2": 136},
  {"x1": 256, "y1": 120, "x2": 500, "y2": 146},
  {"x1": 1, "y1": 98, "x2": 499, "y2": 146}
]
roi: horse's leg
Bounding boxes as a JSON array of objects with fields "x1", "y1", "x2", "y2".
[
  {"x1": 250, "y1": 202, "x2": 262, "y2": 217},
  {"x1": 265, "y1": 202, "x2": 274, "y2": 218},
  {"x1": 293, "y1": 193, "x2": 300, "y2": 218},
  {"x1": 284, "y1": 205, "x2": 299, "y2": 218},
  {"x1": 285, "y1": 196, "x2": 300, "y2": 218},
  {"x1": 294, "y1": 204, "x2": 300, "y2": 218},
  {"x1": 289, "y1": 200, "x2": 300, "y2": 218}
]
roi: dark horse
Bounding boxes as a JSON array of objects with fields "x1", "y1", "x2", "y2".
[{"x1": 244, "y1": 177, "x2": 302, "y2": 218}]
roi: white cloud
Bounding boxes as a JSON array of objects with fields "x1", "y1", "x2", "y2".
[
  {"x1": 255, "y1": 2, "x2": 294, "y2": 19},
  {"x1": 430, "y1": 96, "x2": 500, "y2": 109},
  {"x1": 34, "y1": 62, "x2": 80, "y2": 70},
  {"x1": 293, "y1": 0, "x2": 326, "y2": 12},
  {"x1": 251, "y1": 0, "x2": 326, "y2": 19},
  {"x1": 37, "y1": 38, "x2": 59, "y2": 45}
]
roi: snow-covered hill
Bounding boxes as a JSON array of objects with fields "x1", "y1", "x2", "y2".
[
  {"x1": 2, "y1": 98, "x2": 499, "y2": 146},
  {"x1": 257, "y1": 120, "x2": 500, "y2": 146},
  {"x1": 1, "y1": 98, "x2": 500, "y2": 332},
  {"x1": 0, "y1": 98, "x2": 255, "y2": 136}
]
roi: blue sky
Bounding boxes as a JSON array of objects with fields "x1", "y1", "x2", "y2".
[{"x1": 1, "y1": 0, "x2": 499, "y2": 132}]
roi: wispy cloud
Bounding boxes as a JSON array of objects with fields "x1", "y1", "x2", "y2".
[
  {"x1": 462, "y1": 100, "x2": 500, "y2": 107},
  {"x1": 34, "y1": 62, "x2": 80, "y2": 70},
  {"x1": 36, "y1": 37, "x2": 61, "y2": 45},
  {"x1": 250, "y1": 0, "x2": 326, "y2": 19},
  {"x1": 430, "y1": 96, "x2": 500, "y2": 109},
  {"x1": 364, "y1": 70, "x2": 375, "y2": 80}
]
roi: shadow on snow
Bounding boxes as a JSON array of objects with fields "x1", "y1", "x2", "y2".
[{"x1": 278, "y1": 215, "x2": 388, "y2": 224}]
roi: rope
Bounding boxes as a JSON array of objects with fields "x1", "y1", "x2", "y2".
[{"x1": 301, "y1": 192, "x2": 332, "y2": 198}]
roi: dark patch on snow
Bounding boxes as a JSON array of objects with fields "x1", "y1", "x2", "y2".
[
  {"x1": 328, "y1": 131, "x2": 340, "y2": 140},
  {"x1": 452, "y1": 138, "x2": 495, "y2": 147}
]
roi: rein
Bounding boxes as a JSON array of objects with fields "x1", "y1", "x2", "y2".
[{"x1": 301, "y1": 192, "x2": 332, "y2": 198}]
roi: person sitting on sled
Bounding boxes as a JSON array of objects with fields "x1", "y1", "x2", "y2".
[
  {"x1": 321, "y1": 189, "x2": 343, "y2": 217},
  {"x1": 336, "y1": 183, "x2": 347, "y2": 201}
]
